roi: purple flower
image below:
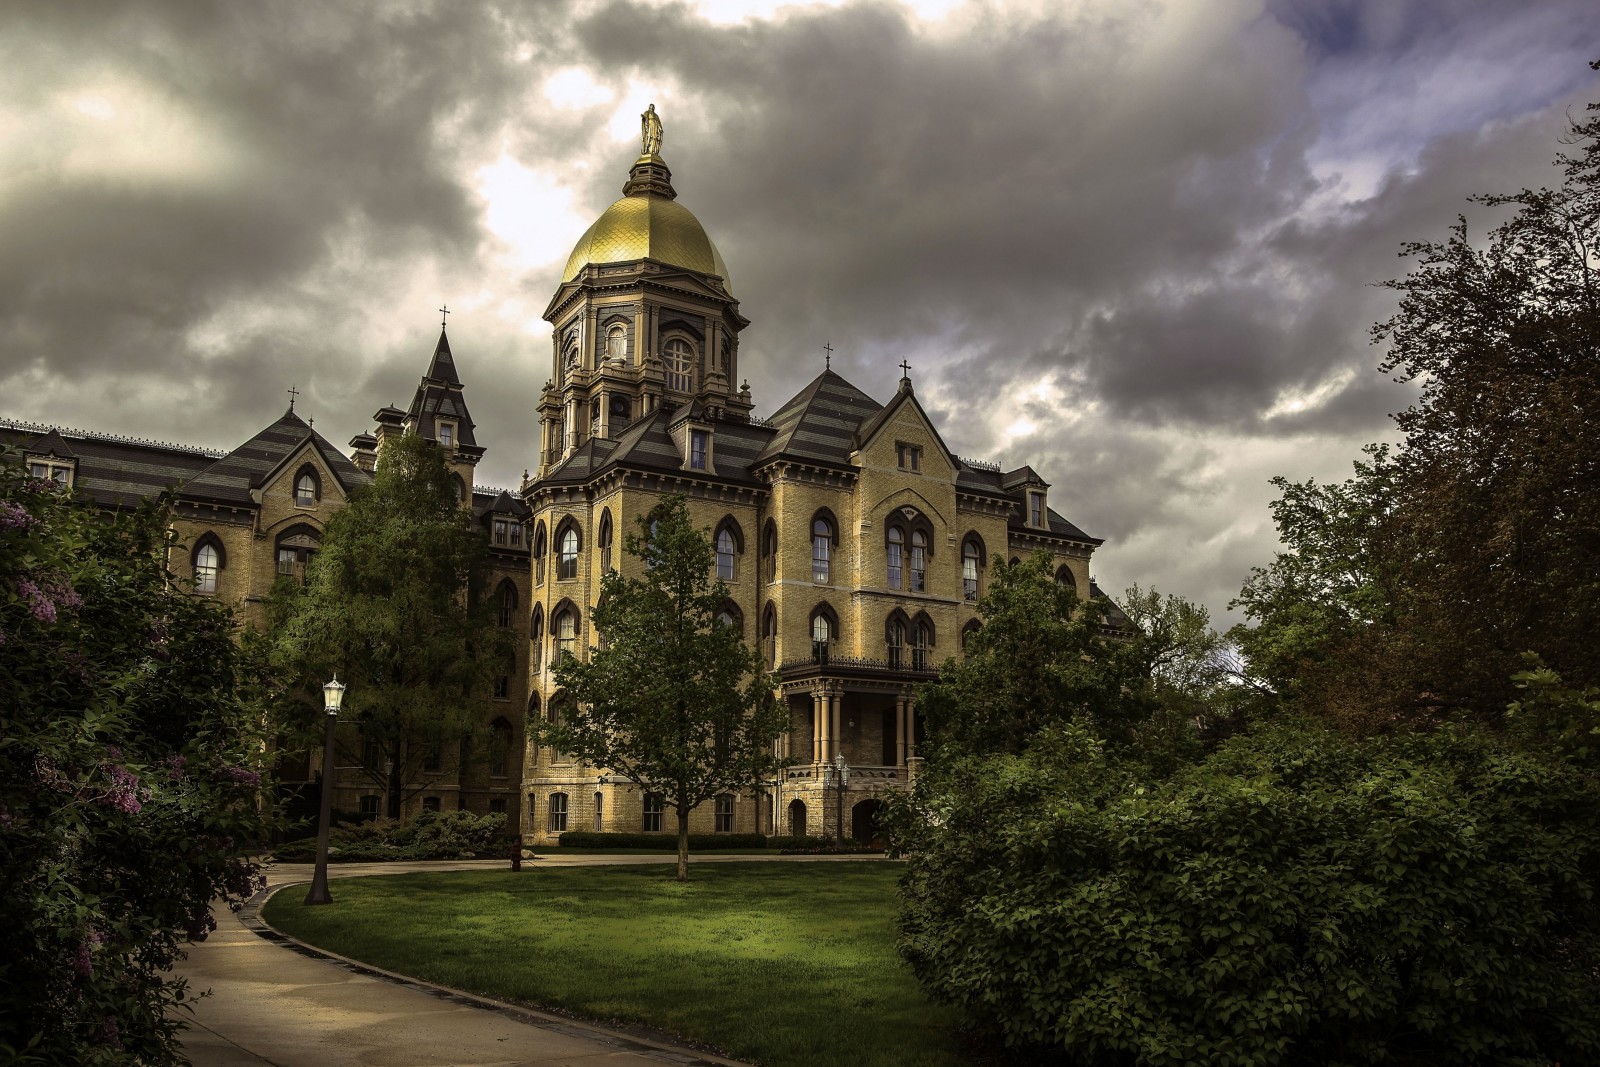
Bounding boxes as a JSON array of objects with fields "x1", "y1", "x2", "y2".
[
  {"x1": 0, "y1": 501, "x2": 37, "y2": 532},
  {"x1": 14, "y1": 571, "x2": 81, "y2": 625},
  {"x1": 217, "y1": 766, "x2": 261, "y2": 787},
  {"x1": 0, "y1": 810, "x2": 14, "y2": 830},
  {"x1": 101, "y1": 764, "x2": 142, "y2": 814},
  {"x1": 96, "y1": 1018, "x2": 121, "y2": 1050},
  {"x1": 165, "y1": 754, "x2": 187, "y2": 781},
  {"x1": 72, "y1": 941, "x2": 93, "y2": 977}
]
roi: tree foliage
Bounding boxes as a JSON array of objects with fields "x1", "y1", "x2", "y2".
[
  {"x1": 895, "y1": 721, "x2": 1600, "y2": 1066},
  {"x1": 0, "y1": 453, "x2": 270, "y2": 1065},
  {"x1": 271, "y1": 433, "x2": 509, "y2": 818},
  {"x1": 542, "y1": 496, "x2": 789, "y2": 881},
  {"x1": 1234, "y1": 91, "x2": 1600, "y2": 728}
]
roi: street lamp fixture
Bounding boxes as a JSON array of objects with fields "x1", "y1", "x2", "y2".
[
  {"x1": 304, "y1": 675, "x2": 346, "y2": 906},
  {"x1": 833, "y1": 752, "x2": 850, "y2": 844}
]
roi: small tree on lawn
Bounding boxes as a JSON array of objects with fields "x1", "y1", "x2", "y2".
[{"x1": 544, "y1": 496, "x2": 789, "y2": 881}]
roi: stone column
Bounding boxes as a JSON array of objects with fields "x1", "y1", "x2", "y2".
[
  {"x1": 813, "y1": 688, "x2": 826, "y2": 764},
  {"x1": 895, "y1": 692, "x2": 908, "y2": 768},
  {"x1": 906, "y1": 693, "x2": 917, "y2": 760},
  {"x1": 830, "y1": 688, "x2": 843, "y2": 763}
]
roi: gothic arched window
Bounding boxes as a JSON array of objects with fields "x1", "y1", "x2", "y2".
[
  {"x1": 530, "y1": 606, "x2": 544, "y2": 672},
  {"x1": 554, "y1": 609, "x2": 578, "y2": 661},
  {"x1": 294, "y1": 466, "x2": 320, "y2": 507},
  {"x1": 913, "y1": 618, "x2": 934, "y2": 671},
  {"x1": 886, "y1": 526, "x2": 904, "y2": 590},
  {"x1": 811, "y1": 516, "x2": 834, "y2": 585},
  {"x1": 886, "y1": 616, "x2": 906, "y2": 669},
  {"x1": 532, "y1": 522, "x2": 548, "y2": 584},
  {"x1": 598, "y1": 510, "x2": 614, "y2": 572},
  {"x1": 497, "y1": 581, "x2": 518, "y2": 628},
  {"x1": 962, "y1": 537, "x2": 984, "y2": 602},
  {"x1": 910, "y1": 530, "x2": 928, "y2": 592},
  {"x1": 193, "y1": 539, "x2": 223, "y2": 595},
  {"x1": 557, "y1": 523, "x2": 580, "y2": 580},
  {"x1": 664, "y1": 337, "x2": 695, "y2": 392}
]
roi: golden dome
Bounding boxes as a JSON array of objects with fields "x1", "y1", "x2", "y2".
[{"x1": 561, "y1": 190, "x2": 731, "y2": 290}]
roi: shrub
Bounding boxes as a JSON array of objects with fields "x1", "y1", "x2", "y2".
[
  {"x1": 270, "y1": 810, "x2": 506, "y2": 863},
  {"x1": 0, "y1": 456, "x2": 271, "y2": 1064},
  {"x1": 556, "y1": 831, "x2": 769, "y2": 850},
  {"x1": 894, "y1": 722, "x2": 1600, "y2": 1066}
]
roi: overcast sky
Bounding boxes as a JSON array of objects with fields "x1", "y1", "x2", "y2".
[{"x1": 3, "y1": 0, "x2": 1596, "y2": 626}]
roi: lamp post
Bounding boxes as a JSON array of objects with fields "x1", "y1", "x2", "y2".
[
  {"x1": 303, "y1": 675, "x2": 346, "y2": 906},
  {"x1": 833, "y1": 752, "x2": 849, "y2": 843}
]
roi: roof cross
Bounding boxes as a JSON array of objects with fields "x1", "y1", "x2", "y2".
[
  {"x1": 286, "y1": 384, "x2": 300, "y2": 411},
  {"x1": 439, "y1": 304, "x2": 450, "y2": 329},
  {"x1": 823, "y1": 342, "x2": 833, "y2": 370},
  {"x1": 899, "y1": 359, "x2": 912, "y2": 379}
]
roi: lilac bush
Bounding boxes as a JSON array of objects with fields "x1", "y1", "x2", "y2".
[{"x1": 0, "y1": 450, "x2": 271, "y2": 1065}]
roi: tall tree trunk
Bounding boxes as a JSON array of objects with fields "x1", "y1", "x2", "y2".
[{"x1": 676, "y1": 807, "x2": 690, "y2": 882}]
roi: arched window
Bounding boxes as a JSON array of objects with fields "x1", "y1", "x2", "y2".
[
  {"x1": 812, "y1": 517, "x2": 834, "y2": 584},
  {"x1": 547, "y1": 792, "x2": 569, "y2": 833},
  {"x1": 664, "y1": 337, "x2": 696, "y2": 392},
  {"x1": 961, "y1": 619, "x2": 982, "y2": 651},
  {"x1": 716, "y1": 526, "x2": 738, "y2": 582},
  {"x1": 761, "y1": 602, "x2": 778, "y2": 668},
  {"x1": 557, "y1": 522, "x2": 580, "y2": 580},
  {"x1": 533, "y1": 522, "x2": 548, "y2": 584},
  {"x1": 963, "y1": 537, "x2": 984, "y2": 602},
  {"x1": 192, "y1": 538, "x2": 224, "y2": 595},
  {"x1": 451, "y1": 474, "x2": 466, "y2": 505},
  {"x1": 275, "y1": 526, "x2": 320, "y2": 586},
  {"x1": 810, "y1": 606, "x2": 837, "y2": 664},
  {"x1": 529, "y1": 606, "x2": 544, "y2": 672},
  {"x1": 716, "y1": 601, "x2": 743, "y2": 633},
  {"x1": 554, "y1": 608, "x2": 578, "y2": 661},
  {"x1": 598, "y1": 509, "x2": 614, "y2": 572},
  {"x1": 496, "y1": 581, "x2": 518, "y2": 628},
  {"x1": 886, "y1": 616, "x2": 907, "y2": 670},
  {"x1": 488, "y1": 717, "x2": 514, "y2": 777},
  {"x1": 886, "y1": 526, "x2": 904, "y2": 590},
  {"x1": 606, "y1": 323, "x2": 627, "y2": 361},
  {"x1": 762, "y1": 519, "x2": 778, "y2": 582},
  {"x1": 910, "y1": 530, "x2": 928, "y2": 592},
  {"x1": 293, "y1": 465, "x2": 320, "y2": 507},
  {"x1": 913, "y1": 618, "x2": 934, "y2": 671},
  {"x1": 1056, "y1": 565, "x2": 1077, "y2": 596}
]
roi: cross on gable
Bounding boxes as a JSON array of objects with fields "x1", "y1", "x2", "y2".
[
  {"x1": 823, "y1": 342, "x2": 833, "y2": 370},
  {"x1": 899, "y1": 359, "x2": 912, "y2": 379},
  {"x1": 439, "y1": 304, "x2": 450, "y2": 329},
  {"x1": 287, "y1": 384, "x2": 300, "y2": 411}
]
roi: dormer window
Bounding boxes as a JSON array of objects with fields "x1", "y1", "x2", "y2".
[
  {"x1": 690, "y1": 430, "x2": 708, "y2": 470},
  {"x1": 29, "y1": 460, "x2": 72, "y2": 488},
  {"x1": 1029, "y1": 491, "x2": 1045, "y2": 528},
  {"x1": 493, "y1": 519, "x2": 522, "y2": 547},
  {"x1": 896, "y1": 442, "x2": 922, "y2": 472},
  {"x1": 438, "y1": 421, "x2": 455, "y2": 449}
]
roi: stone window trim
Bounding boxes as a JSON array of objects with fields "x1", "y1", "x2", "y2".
[
  {"x1": 1028, "y1": 490, "x2": 1047, "y2": 529},
  {"x1": 529, "y1": 605, "x2": 545, "y2": 672},
  {"x1": 715, "y1": 599, "x2": 744, "y2": 635},
  {"x1": 810, "y1": 507, "x2": 839, "y2": 585},
  {"x1": 293, "y1": 464, "x2": 321, "y2": 507},
  {"x1": 911, "y1": 613, "x2": 936, "y2": 671},
  {"x1": 713, "y1": 516, "x2": 744, "y2": 582},
  {"x1": 761, "y1": 519, "x2": 779, "y2": 583},
  {"x1": 885, "y1": 609, "x2": 910, "y2": 669},
  {"x1": 662, "y1": 333, "x2": 698, "y2": 393},
  {"x1": 809, "y1": 602, "x2": 840, "y2": 664},
  {"x1": 597, "y1": 508, "x2": 614, "y2": 572},
  {"x1": 532, "y1": 521, "x2": 548, "y2": 584},
  {"x1": 761, "y1": 601, "x2": 778, "y2": 668},
  {"x1": 438, "y1": 420, "x2": 457, "y2": 450},
  {"x1": 551, "y1": 599, "x2": 581, "y2": 662},
  {"x1": 895, "y1": 441, "x2": 922, "y2": 472},
  {"x1": 191, "y1": 534, "x2": 226, "y2": 596},
  {"x1": 962, "y1": 532, "x2": 987, "y2": 602},
  {"x1": 28, "y1": 457, "x2": 75, "y2": 489},
  {"x1": 1055, "y1": 563, "x2": 1079, "y2": 597},
  {"x1": 554, "y1": 517, "x2": 582, "y2": 581},
  {"x1": 714, "y1": 793, "x2": 735, "y2": 833}
]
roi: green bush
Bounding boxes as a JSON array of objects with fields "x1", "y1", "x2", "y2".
[
  {"x1": 894, "y1": 722, "x2": 1600, "y2": 1066},
  {"x1": 271, "y1": 809, "x2": 505, "y2": 863},
  {"x1": 556, "y1": 831, "x2": 769, "y2": 850},
  {"x1": 0, "y1": 456, "x2": 271, "y2": 1064}
]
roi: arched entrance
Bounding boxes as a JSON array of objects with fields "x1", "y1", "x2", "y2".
[
  {"x1": 851, "y1": 799, "x2": 885, "y2": 846},
  {"x1": 788, "y1": 798, "x2": 807, "y2": 837}
]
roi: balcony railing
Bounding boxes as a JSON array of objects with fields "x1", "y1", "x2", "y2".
[{"x1": 778, "y1": 649, "x2": 939, "y2": 677}]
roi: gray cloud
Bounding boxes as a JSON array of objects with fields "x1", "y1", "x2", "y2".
[{"x1": 1, "y1": 0, "x2": 1595, "y2": 625}]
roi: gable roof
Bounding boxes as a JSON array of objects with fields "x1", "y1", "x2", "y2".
[
  {"x1": 1, "y1": 418, "x2": 223, "y2": 511},
  {"x1": 851, "y1": 379, "x2": 958, "y2": 469},
  {"x1": 182, "y1": 408, "x2": 368, "y2": 505}
]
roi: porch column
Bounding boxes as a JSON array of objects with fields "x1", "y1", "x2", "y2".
[
  {"x1": 814, "y1": 687, "x2": 828, "y2": 764},
  {"x1": 905, "y1": 693, "x2": 917, "y2": 760},
  {"x1": 830, "y1": 688, "x2": 843, "y2": 763},
  {"x1": 895, "y1": 693, "x2": 908, "y2": 767}
]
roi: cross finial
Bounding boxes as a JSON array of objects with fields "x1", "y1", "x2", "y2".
[
  {"x1": 899, "y1": 359, "x2": 912, "y2": 379},
  {"x1": 823, "y1": 342, "x2": 833, "y2": 370},
  {"x1": 287, "y1": 384, "x2": 300, "y2": 411},
  {"x1": 439, "y1": 304, "x2": 450, "y2": 330}
]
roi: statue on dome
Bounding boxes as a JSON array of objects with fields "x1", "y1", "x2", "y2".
[{"x1": 641, "y1": 104, "x2": 664, "y2": 156}]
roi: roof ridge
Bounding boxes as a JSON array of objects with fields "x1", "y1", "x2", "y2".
[{"x1": 0, "y1": 416, "x2": 229, "y2": 459}]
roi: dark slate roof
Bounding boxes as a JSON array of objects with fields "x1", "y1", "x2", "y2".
[
  {"x1": 1042, "y1": 506, "x2": 1099, "y2": 544},
  {"x1": 182, "y1": 408, "x2": 369, "y2": 505},
  {"x1": 473, "y1": 488, "x2": 530, "y2": 519},
  {"x1": 2, "y1": 418, "x2": 224, "y2": 511},
  {"x1": 1001, "y1": 465, "x2": 1047, "y2": 490},
  {"x1": 425, "y1": 328, "x2": 462, "y2": 386},
  {"x1": 1090, "y1": 580, "x2": 1134, "y2": 631},
  {"x1": 752, "y1": 370, "x2": 884, "y2": 467}
]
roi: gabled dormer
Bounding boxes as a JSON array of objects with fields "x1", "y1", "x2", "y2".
[
  {"x1": 1001, "y1": 465, "x2": 1051, "y2": 530},
  {"x1": 23, "y1": 428, "x2": 79, "y2": 490},
  {"x1": 668, "y1": 400, "x2": 717, "y2": 475}
]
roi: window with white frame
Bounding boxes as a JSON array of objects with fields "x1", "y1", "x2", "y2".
[
  {"x1": 558, "y1": 525, "x2": 579, "y2": 580},
  {"x1": 910, "y1": 530, "x2": 928, "y2": 592},
  {"x1": 812, "y1": 518, "x2": 832, "y2": 584},
  {"x1": 714, "y1": 794, "x2": 734, "y2": 833},
  {"x1": 438, "y1": 421, "x2": 455, "y2": 449},
  {"x1": 716, "y1": 528, "x2": 736, "y2": 581},
  {"x1": 29, "y1": 460, "x2": 72, "y2": 488},
  {"x1": 643, "y1": 793, "x2": 665, "y2": 833},
  {"x1": 962, "y1": 539, "x2": 981, "y2": 601},
  {"x1": 664, "y1": 337, "x2": 695, "y2": 392},
  {"x1": 194, "y1": 542, "x2": 221, "y2": 595},
  {"x1": 690, "y1": 429, "x2": 708, "y2": 470},
  {"x1": 547, "y1": 792, "x2": 568, "y2": 833},
  {"x1": 886, "y1": 526, "x2": 904, "y2": 589},
  {"x1": 555, "y1": 610, "x2": 577, "y2": 661}
]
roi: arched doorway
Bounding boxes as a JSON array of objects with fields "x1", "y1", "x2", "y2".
[
  {"x1": 851, "y1": 799, "x2": 885, "y2": 846},
  {"x1": 788, "y1": 798, "x2": 807, "y2": 837}
]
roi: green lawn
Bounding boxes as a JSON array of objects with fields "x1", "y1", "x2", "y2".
[{"x1": 261, "y1": 862, "x2": 976, "y2": 1067}]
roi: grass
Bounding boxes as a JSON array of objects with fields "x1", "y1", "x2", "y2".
[{"x1": 261, "y1": 862, "x2": 976, "y2": 1067}]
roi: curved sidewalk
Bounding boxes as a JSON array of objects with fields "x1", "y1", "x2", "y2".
[{"x1": 176, "y1": 854, "x2": 885, "y2": 1066}]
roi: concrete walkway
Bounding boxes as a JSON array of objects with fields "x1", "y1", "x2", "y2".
[{"x1": 176, "y1": 853, "x2": 887, "y2": 1066}]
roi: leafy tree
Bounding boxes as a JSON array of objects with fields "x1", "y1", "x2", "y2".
[
  {"x1": 0, "y1": 452, "x2": 270, "y2": 1065},
  {"x1": 1235, "y1": 84, "x2": 1600, "y2": 729},
  {"x1": 542, "y1": 496, "x2": 788, "y2": 881},
  {"x1": 894, "y1": 720, "x2": 1600, "y2": 1066},
  {"x1": 271, "y1": 433, "x2": 510, "y2": 818}
]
